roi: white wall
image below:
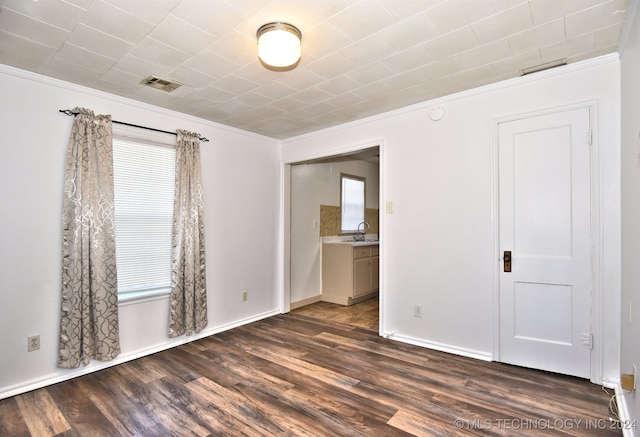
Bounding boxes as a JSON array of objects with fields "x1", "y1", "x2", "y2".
[
  {"x1": 620, "y1": 0, "x2": 640, "y2": 430},
  {"x1": 290, "y1": 159, "x2": 379, "y2": 304},
  {"x1": 282, "y1": 55, "x2": 621, "y2": 381},
  {"x1": 0, "y1": 66, "x2": 281, "y2": 398}
]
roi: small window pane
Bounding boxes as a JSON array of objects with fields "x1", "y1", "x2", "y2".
[{"x1": 341, "y1": 175, "x2": 365, "y2": 232}]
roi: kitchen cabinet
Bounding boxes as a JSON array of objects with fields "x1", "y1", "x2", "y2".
[{"x1": 322, "y1": 242, "x2": 379, "y2": 305}]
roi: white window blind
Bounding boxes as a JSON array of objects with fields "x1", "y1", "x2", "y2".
[{"x1": 112, "y1": 138, "x2": 175, "y2": 297}]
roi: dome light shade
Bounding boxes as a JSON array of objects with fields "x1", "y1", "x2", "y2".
[{"x1": 257, "y1": 22, "x2": 301, "y2": 69}]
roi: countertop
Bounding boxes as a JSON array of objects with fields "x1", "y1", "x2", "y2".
[{"x1": 322, "y1": 235, "x2": 379, "y2": 246}]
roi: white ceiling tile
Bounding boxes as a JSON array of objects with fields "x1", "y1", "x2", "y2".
[
  {"x1": 540, "y1": 32, "x2": 596, "y2": 63},
  {"x1": 328, "y1": 0, "x2": 397, "y2": 41},
  {"x1": 197, "y1": 86, "x2": 236, "y2": 103},
  {"x1": 172, "y1": 0, "x2": 247, "y2": 36},
  {"x1": 471, "y1": 2, "x2": 534, "y2": 44},
  {"x1": 306, "y1": 52, "x2": 357, "y2": 79},
  {"x1": 348, "y1": 61, "x2": 395, "y2": 85},
  {"x1": 234, "y1": 91, "x2": 274, "y2": 107},
  {"x1": 221, "y1": 0, "x2": 271, "y2": 16},
  {"x1": 129, "y1": 37, "x2": 191, "y2": 68},
  {"x1": 338, "y1": 35, "x2": 395, "y2": 65},
  {"x1": 423, "y1": 26, "x2": 479, "y2": 60},
  {"x1": 316, "y1": 76, "x2": 361, "y2": 95},
  {"x1": 456, "y1": 38, "x2": 513, "y2": 69},
  {"x1": 3, "y1": 0, "x2": 85, "y2": 30},
  {"x1": 378, "y1": 13, "x2": 441, "y2": 51},
  {"x1": 325, "y1": 92, "x2": 365, "y2": 108},
  {"x1": 491, "y1": 50, "x2": 542, "y2": 75},
  {"x1": 207, "y1": 30, "x2": 255, "y2": 66},
  {"x1": 56, "y1": 43, "x2": 117, "y2": 73},
  {"x1": 253, "y1": 81, "x2": 298, "y2": 100},
  {"x1": 529, "y1": 0, "x2": 600, "y2": 25},
  {"x1": 381, "y1": 45, "x2": 434, "y2": 73},
  {"x1": 451, "y1": 64, "x2": 499, "y2": 89},
  {"x1": 149, "y1": 14, "x2": 215, "y2": 55},
  {"x1": 380, "y1": 0, "x2": 444, "y2": 20},
  {"x1": 275, "y1": 68, "x2": 325, "y2": 90},
  {"x1": 302, "y1": 21, "x2": 353, "y2": 60},
  {"x1": 418, "y1": 56, "x2": 465, "y2": 79},
  {"x1": 595, "y1": 23, "x2": 625, "y2": 50},
  {"x1": 80, "y1": 0, "x2": 154, "y2": 44},
  {"x1": 381, "y1": 69, "x2": 426, "y2": 90},
  {"x1": 353, "y1": 81, "x2": 393, "y2": 99},
  {"x1": 565, "y1": 0, "x2": 630, "y2": 39},
  {"x1": 99, "y1": 67, "x2": 144, "y2": 88},
  {"x1": 507, "y1": 19, "x2": 565, "y2": 54},
  {"x1": 167, "y1": 65, "x2": 215, "y2": 89},
  {"x1": 211, "y1": 75, "x2": 259, "y2": 94},
  {"x1": 427, "y1": 0, "x2": 496, "y2": 33},
  {"x1": 234, "y1": 62, "x2": 284, "y2": 85},
  {"x1": 0, "y1": 8, "x2": 69, "y2": 49},
  {"x1": 491, "y1": 0, "x2": 529, "y2": 13},
  {"x1": 66, "y1": 24, "x2": 134, "y2": 60},
  {"x1": 0, "y1": 31, "x2": 56, "y2": 72},
  {"x1": 45, "y1": 57, "x2": 104, "y2": 84},
  {"x1": 290, "y1": 87, "x2": 334, "y2": 105},
  {"x1": 112, "y1": 54, "x2": 172, "y2": 78},
  {"x1": 184, "y1": 49, "x2": 241, "y2": 79},
  {"x1": 104, "y1": 0, "x2": 181, "y2": 24}
]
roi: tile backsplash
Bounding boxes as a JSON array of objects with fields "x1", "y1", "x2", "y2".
[{"x1": 319, "y1": 205, "x2": 379, "y2": 237}]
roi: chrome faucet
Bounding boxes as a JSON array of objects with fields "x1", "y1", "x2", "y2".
[{"x1": 356, "y1": 221, "x2": 370, "y2": 241}]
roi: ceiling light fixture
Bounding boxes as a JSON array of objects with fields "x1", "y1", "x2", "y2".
[{"x1": 256, "y1": 22, "x2": 302, "y2": 70}]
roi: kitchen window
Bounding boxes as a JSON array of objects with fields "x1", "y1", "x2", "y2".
[
  {"x1": 340, "y1": 173, "x2": 365, "y2": 233},
  {"x1": 112, "y1": 136, "x2": 175, "y2": 301}
]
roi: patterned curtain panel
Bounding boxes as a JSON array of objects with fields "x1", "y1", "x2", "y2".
[
  {"x1": 58, "y1": 107, "x2": 120, "y2": 368},
  {"x1": 168, "y1": 130, "x2": 208, "y2": 337}
]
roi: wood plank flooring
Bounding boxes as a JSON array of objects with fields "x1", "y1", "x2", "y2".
[{"x1": 0, "y1": 309, "x2": 622, "y2": 436}]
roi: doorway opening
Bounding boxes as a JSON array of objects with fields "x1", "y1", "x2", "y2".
[{"x1": 284, "y1": 145, "x2": 381, "y2": 332}]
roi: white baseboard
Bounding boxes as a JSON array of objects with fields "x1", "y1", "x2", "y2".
[
  {"x1": 386, "y1": 333, "x2": 493, "y2": 362},
  {"x1": 613, "y1": 382, "x2": 636, "y2": 437},
  {"x1": 0, "y1": 309, "x2": 280, "y2": 400},
  {"x1": 290, "y1": 294, "x2": 321, "y2": 310}
]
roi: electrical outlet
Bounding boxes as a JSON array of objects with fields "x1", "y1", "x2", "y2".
[
  {"x1": 242, "y1": 290, "x2": 248, "y2": 302},
  {"x1": 413, "y1": 304, "x2": 422, "y2": 318},
  {"x1": 27, "y1": 335, "x2": 40, "y2": 352}
]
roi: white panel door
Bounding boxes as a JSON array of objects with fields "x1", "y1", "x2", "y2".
[{"x1": 499, "y1": 107, "x2": 592, "y2": 378}]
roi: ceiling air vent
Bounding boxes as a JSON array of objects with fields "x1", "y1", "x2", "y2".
[{"x1": 140, "y1": 75, "x2": 182, "y2": 93}]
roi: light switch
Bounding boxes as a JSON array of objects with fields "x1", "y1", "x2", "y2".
[
  {"x1": 386, "y1": 201, "x2": 394, "y2": 214},
  {"x1": 313, "y1": 219, "x2": 318, "y2": 230}
]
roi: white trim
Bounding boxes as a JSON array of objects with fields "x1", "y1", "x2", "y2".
[
  {"x1": 614, "y1": 383, "x2": 635, "y2": 437},
  {"x1": 491, "y1": 101, "x2": 603, "y2": 384},
  {"x1": 388, "y1": 334, "x2": 493, "y2": 362},
  {"x1": 0, "y1": 309, "x2": 280, "y2": 400},
  {"x1": 290, "y1": 294, "x2": 321, "y2": 310}
]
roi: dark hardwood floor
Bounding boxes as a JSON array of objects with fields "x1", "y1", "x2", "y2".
[{"x1": 0, "y1": 309, "x2": 622, "y2": 436}]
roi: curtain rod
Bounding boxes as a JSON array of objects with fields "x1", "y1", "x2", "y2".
[{"x1": 59, "y1": 109, "x2": 209, "y2": 142}]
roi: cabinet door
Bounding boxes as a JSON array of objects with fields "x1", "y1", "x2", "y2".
[
  {"x1": 371, "y1": 256, "x2": 379, "y2": 291},
  {"x1": 354, "y1": 258, "x2": 371, "y2": 297}
]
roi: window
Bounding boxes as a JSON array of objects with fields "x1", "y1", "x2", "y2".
[
  {"x1": 340, "y1": 174, "x2": 365, "y2": 233},
  {"x1": 112, "y1": 137, "x2": 175, "y2": 299}
]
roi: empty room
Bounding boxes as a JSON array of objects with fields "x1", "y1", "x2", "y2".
[{"x1": 1, "y1": 0, "x2": 640, "y2": 435}]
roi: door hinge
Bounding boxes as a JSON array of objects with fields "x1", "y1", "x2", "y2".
[
  {"x1": 582, "y1": 333, "x2": 593, "y2": 350},
  {"x1": 585, "y1": 129, "x2": 592, "y2": 146}
]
